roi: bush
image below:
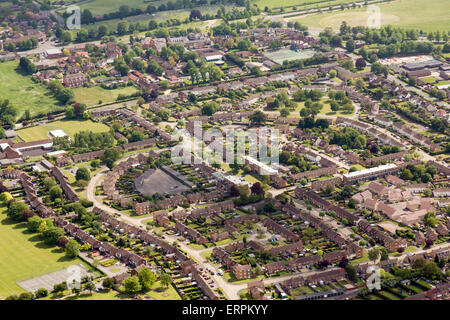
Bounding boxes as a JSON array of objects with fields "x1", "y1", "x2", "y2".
[{"x1": 35, "y1": 288, "x2": 49, "y2": 299}]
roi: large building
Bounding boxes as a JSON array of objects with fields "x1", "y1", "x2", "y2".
[{"x1": 343, "y1": 164, "x2": 398, "y2": 182}]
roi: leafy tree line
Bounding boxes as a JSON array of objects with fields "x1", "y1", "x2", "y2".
[
  {"x1": 3, "y1": 37, "x2": 38, "y2": 52},
  {"x1": 54, "y1": 131, "x2": 115, "y2": 152}
]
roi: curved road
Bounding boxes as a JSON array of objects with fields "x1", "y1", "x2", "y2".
[{"x1": 86, "y1": 166, "x2": 351, "y2": 299}]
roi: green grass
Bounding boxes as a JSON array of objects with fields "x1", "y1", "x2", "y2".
[
  {"x1": 63, "y1": 290, "x2": 129, "y2": 300},
  {"x1": 419, "y1": 76, "x2": 437, "y2": 84},
  {"x1": 69, "y1": 4, "x2": 212, "y2": 35},
  {"x1": 254, "y1": 0, "x2": 352, "y2": 10},
  {"x1": 0, "y1": 60, "x2": 61, "y2": 119},
  {"x1": 16, "y1": 119, "x2": 110, "y2": 142},
  {"x1": 293, "y1": 99, "x2": 355, "y2": 118},
  {"x1": 63, "y1": 282, "x2": 180, "y2": 300},
  {"x1": 292, "y1": 0, "x2": 450, "y2": 32},
  {"x1": 138, "y1": 282, "x2": 181, "y2": 300},
  {"x1": 0, "y1": 207, "x2": 91, "y2": 298},
  {"x1": 72, "y1": 86, "x2": 140, "y2": 107}
]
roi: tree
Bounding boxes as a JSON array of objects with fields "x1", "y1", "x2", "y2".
[
  {"x1": 21, "y1": 209, "x2": 35, "y2": 221},
  {"x1": 280, "y1": 108, "x2": 290, "y2": 117},
  {"x1": 346, "y1": 39, "x2": 355, "y2": 52},
  {"x1": 57, "y1": 237, "x2": 69, "y2": 248},
  {"x1": 49, "y1": 186, "x2": 63, "y2": 201},
  {"x1": 293, "y1": 89, "x2": 306, "y2": 102},
  {"x1": 250, "y1": 182, "x2": 264, "y2": 195},
  {"x1": 138, "y1": 267, "x2": 156, "y2": 291},
  {"x1": 345, "y1": 264, "x2": 358, "y2": 283},
  {"x1": 83, "y1": 281, "x2": 96, "y2": 294},
  {"x1": 159, "y1": 272, "x2": 172, "y2": 288},
  {"x1": 117, "y1": 21, "x2": 129, "y2": 35},
  {"x1": 101, "y1": 148, "x2": 122, "y2": 169},
  {"x1": 7, "y1": 201, "x2": 28, "y2": 221},
  {"x1": 57, "y1": 88, "x2": 74, "y2": 105},
  {"x1": 103, "y1": 277, "x2": 115, "y2": 290},
  {"x1": 53, "y1": 282, "x2": 68, "y2": 294},
  {"x1": 19, "y1": 57, "x2": 36, "y2": 75},
  {"x1": 355, "y1": 58, "x2": 366, "y2": 70},
  {"x1": 348, "y1": 198, "x2": 356, "y2": 209},
  {"x1": 249, "y1": 111, "x2": 267, "y2": 126},
  {"x1": 65, "y1": 239, "x2": 80, "y2": 258},
  {"x1": 42, "y1": 227, "x2": 65, "y2": 245},
  {"x1": 0, "y1": 192, "x2": 13, "y2": 203},
  {"x1": 368, "y1": 248, "x2": 380, "y2": 262},
  {"x1": 189, "y1": 9, "x2": 203, "y2": 21},
  {"x1": 27, "y1": 216, "x2": 43, "y2": 232},
  {"x1": 123, "y1": 276, "x2": 142, "y2": 293},
  {"x1": 35, "y1": 288, "x2": 49, "y2": 299},
  {"x1": 76, "y1": 167, "x2": 91, "y2": 181},
  {"x1": 202, "y1": 102, "x2": 219, "y2": 116}
]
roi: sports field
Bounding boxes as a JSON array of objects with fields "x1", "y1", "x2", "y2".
[
  {"x1": 0, "y1": 60, "x2": 61, "y2": 120},
  {"x1": 264, "y1": 49, "x2": 317, "y2": 64},
  {"x1": 0, "y1": 207, "x2": 91, "y2": 298},
  {"x1": 291, "y1": 0, "x2": 450, "y2": 32},
  {"x1": 16, "y1": 119, "x2": 111, "y2": 142},
  {"x1": 72, "y1": 86, "x2": 140, "y2": 107}
]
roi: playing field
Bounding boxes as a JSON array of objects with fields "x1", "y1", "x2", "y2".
[
  {"x1": 264, "y1": 49, "x2": 317, "y2": 64},
  {"x1": 291, "y1": 0, "x2": 450, "y2": 32},
  {"x1": 0, "y1": 207, "x2": 91, "y2": 298},
  {"x1": 72, "y1": 86, "x2": 140, "y2": 107},
  {"x1": 16, "y1": 119, "x2": 111, "y2": 142},
  {"x1": 0, "y1": 60, "x2": 62, "y2": 120}
]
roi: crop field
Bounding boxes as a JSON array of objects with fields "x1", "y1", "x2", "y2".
[
  {"x1": 291, "y1": 0, "x2": 450, "y2": 32},
  {"x1": 72, "y1": 86, "x2": 140, "y2": 107},
  {"x1": 0, "y1": 60, "x2": 62, "y2": 120},
  {"x1": 0, "y1": 207, "x2": 92, "y2": 298},
  {"x1": 16, "y1": 119, "x2": 110, "y2": 142}
]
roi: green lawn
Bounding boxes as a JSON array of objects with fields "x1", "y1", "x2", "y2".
[
  {"x1": 16, "y1": 119, "x2": 110, "y2": 142},
  {"x1": 0, "y1": 207, "x2": 91, "y2": 298},
  {"x1": 62, "y1": 282, "x2": 180, "y2": 300},
  {"x1": 72, "y1": 86, "x2": 140, "y2": 107},
  {"x1": 419, "y1": 76, "x2": 437, "y2": 84},
  {"x1": 0, "y1": 60, "x2": 62, "y2": 119},
  {"x1": 292, "y1": 0, "x2": 450, "y2": 32},
  {"x1": 293, "y1": 99, "x2": 355, "y2": 118}
]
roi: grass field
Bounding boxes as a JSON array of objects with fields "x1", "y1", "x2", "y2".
[
  {"x1": 0, "y1": 207, "x2": 91, "y2": 298},
  {"x1": 291, "y1": 0, "x2": 450, "y2": 32},
  {"x1": 56, "y1": 281, "x2": 180, "y2": 300},
  {"x1": 72, "y1": 86, "x2": 140, "y2": 107},
  {"x1": 292, "y1": 100, "x2": 356, "y2": 118},
  {"x1": 16, "y1": 119, "x2": 111, "y2": 142},
  {"x1": 0, "y1": 60, "x2": 61, "y2": 120},
  {"x1": 264, "y1": 49, "x2": 317, "y2": 64}
]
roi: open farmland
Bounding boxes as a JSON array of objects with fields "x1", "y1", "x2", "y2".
[{"x1": 290, "y1": 0, "x2": 450, "y2": 32}]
